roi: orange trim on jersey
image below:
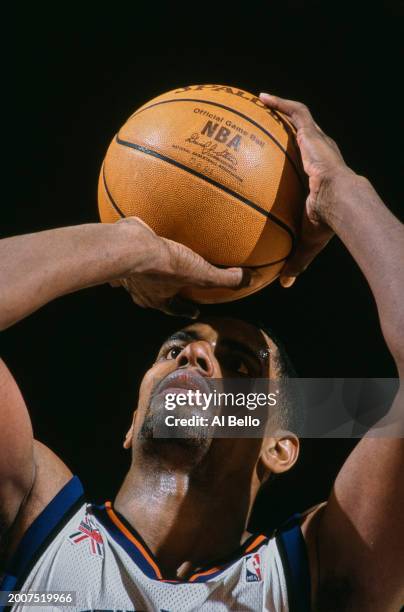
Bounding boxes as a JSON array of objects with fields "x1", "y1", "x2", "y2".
[
  {"x1": 245, "y1": 534, "x2": 266, "y2": 553},
  {"x1": 105, "y1": 501, "x2": 266, "y2": 583},
  {"x1": 105, "y1": 501, "x2": 163, "y2": 580},
  {"x1": 188, "y1": 565, "x2": 222, "y2": 582},
  {"x1": 189, "y1": 534, "x2": 266, "y2": 581}
]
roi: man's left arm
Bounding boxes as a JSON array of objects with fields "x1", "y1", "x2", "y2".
[
  {"x1": 260, "y1": 94, "x2": 404, "y2": 611},
  {"x1": 313, "y1": 178, "x2": 404, "y2": 611}
]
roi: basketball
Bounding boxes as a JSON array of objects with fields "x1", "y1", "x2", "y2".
[{"x1": 98, "y1": 84, "x2": 305, "y2": 303}]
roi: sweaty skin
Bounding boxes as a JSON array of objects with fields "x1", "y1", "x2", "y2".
[
  {"x1": 115, "y1": 317, "x2": 298, "y2": 580},
  {"x1": 1, "y1": 94, "x2": 403, "y2": 610}
]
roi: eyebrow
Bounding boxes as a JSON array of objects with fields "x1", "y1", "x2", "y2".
[
  {"x1": 220, "y1": 338, "x2": 266, "y2": 367},
  {"x1": 160, "y1": 330, "x2": 201, "y2": 347}
]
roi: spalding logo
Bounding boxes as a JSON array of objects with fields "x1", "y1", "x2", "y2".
[{"x1": 175, "y1": 84, "x2": 268, "y2": 110}]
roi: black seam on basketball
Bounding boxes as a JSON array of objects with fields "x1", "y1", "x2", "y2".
[
  {"x1": 103, "y1": 155, "x2": 289, "y2": 266},
  {"x1": 129, "y1": 98, "x2": 305, "y2": 188},
  {"x1": 215, "y1": 257, "x2": 287, "y2": 269},
  {"x1": 115, "y1": 136, "x2": 296, "y2": 255},
  {"x1": 102, "y1": 164, "x2": 125, "y2": 218}
]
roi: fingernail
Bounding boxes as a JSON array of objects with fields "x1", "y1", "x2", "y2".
[
  {"x1": 259, "y1": 92, "x2": 271, "y2": 98},
  {"x1": 180, "y1": 307, "x2": 200, "y2": 320},
  {"x1": 181, "y1": 306, "x2": 200, "y2": 320},
  {"x1": 185, "y1": 305, "x2": 200, "y2": 320},
  {"x1": 239, "y1": 268, "x2": 252, "y2": 288},
  {"x1": 166, "y1": 297, "x2": 199, "y2": 319},
  {"x1": 280, "y1": 275, "x2": 296, "y2": 288}
]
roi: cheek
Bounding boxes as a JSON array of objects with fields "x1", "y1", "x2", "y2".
[{"x1": 137, "y1": 362, "x2": 172, "y2": 410}]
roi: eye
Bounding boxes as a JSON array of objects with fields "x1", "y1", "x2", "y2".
[
  {"x1": 225, "y1": 355, "x2": 250, "y2": 377},
  {"x1": 166, "y1": 345, "x2": 183, "y2": 360},
  {"x1": 234, "y1": 359, "x2": 249, "y2": 376}
]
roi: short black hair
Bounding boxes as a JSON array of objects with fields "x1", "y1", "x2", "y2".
[{"x1": 254, "y1": 320, "x2": 298, "y2": 378}]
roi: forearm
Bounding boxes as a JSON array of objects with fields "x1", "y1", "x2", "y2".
[
  {"x1": 0, "y1": 221, "x2": 148, "y2": 330},
  {"x1": 321, "y1": 173, "x2": 404, "y2": 368}
]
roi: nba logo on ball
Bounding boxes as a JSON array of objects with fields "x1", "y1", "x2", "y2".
[{"x1": 244, "y1": 553, "x2": 262, "y2": 582}]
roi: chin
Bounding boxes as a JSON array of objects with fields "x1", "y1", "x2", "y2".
[{"x1": 138, "y1": 397, "x2": 212, "y2": 455}]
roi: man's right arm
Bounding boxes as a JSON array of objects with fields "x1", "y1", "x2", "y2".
[
  {"x1": 0, "y1": 360, "x2": 73, "y2": 544},
  {"x1": 0, "y1": 221, "x2": 153, "y2": 534},
  {"x1": 0, "y1": 218, "x2": 244, "y2": 535},
  {"x1": 0, "y1": 218, "x2": 244, "y2": 330},
  {"x1": 0, "y1": 358, "x2": 35, "y2": 531}
]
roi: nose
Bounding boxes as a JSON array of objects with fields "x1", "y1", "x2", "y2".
[{"x1": 175, "y1": 341, "x2": 215, "y2": 377}]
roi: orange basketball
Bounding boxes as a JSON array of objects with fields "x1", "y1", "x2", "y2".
[{"x1": 98, "y1": 84, "x2": 305, "y2": 303}]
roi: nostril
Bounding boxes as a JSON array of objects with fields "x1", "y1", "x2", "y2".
[
  {"x1": 178, "y1": 355, "x2": 188, "y2": 367},
  {"x1": 197, "y1": 357, "x2": 209, "y2": 372}
]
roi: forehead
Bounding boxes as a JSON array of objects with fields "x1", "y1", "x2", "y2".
[{"x1": 190, "y1": 318, "x2": 272, "y2": 348}]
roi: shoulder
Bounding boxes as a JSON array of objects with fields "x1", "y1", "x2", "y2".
[
  {"x1": 0, "y1": 473, "x2": 85, "y2": 592},
  {"x1": 299, "y1": 502, "x2": 326, "y2": 600},
  {"x1": 300, "y1": 501, "x2": 363, "y2": 610},
  {"x1": 1, "y1": 441, "x2": 73, "y2": 563},
  {"x1": 263, "y1": 509, "x2": 319, "y2": 612}
]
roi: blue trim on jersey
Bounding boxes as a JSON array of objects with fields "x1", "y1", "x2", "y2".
[
  {"x1": 277, "y1": 514, "x2": 311, "y2": 612},
  {"x1": 0, "y1": 476, "x2": 84, "y2": 597},
  {"x1": 91, "y1": 503, "x2": 268, "y2": 584},
  {"x1": 92, "y1": 504, "x2": 161, "y2": 580}
]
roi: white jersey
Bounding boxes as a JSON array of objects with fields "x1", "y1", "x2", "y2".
[{"x1": 0, "y1": 477, "x2": 310, "y2": 612}]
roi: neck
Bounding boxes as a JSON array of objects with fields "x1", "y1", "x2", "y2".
[{"x1": 114, "y1": 443, "x2": 255, "y2": 579}]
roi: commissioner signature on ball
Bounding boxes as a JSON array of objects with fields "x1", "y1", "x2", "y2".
[{"x1": 185, "y1": 133, "x2": 238, "y2": 165}]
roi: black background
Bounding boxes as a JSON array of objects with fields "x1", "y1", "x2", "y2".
[{"x1": 2, "y1": 2, "x2": 403, "y2": 531}]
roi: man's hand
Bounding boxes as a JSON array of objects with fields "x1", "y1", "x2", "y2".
[
  {"x1": 0, "y1": 220, "x2": 246, "y2": 330},
  {"x1": 114, "y1": 217, "x2": 246, "y2": 318},
  {"x1": 259, "y1": 93, "x2": 357, "y2": 288}
]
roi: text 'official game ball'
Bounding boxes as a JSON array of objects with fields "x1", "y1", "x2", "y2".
[{"x1": 98, "y1": 84, "x2": 305, "y2": 303}]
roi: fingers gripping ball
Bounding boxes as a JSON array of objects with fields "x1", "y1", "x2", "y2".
[{"x1": 98, "y1": 84, "x2": 306, "y2": 303}]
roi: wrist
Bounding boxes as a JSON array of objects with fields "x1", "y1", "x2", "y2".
[
  {"x1": 110, "y1": 217, "x2": 164, "y2": 278},
  {"x1": 314, "y1": 170, "x2": 367, "y2": 229}
]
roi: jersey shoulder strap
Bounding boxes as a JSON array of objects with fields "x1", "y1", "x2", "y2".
[
  {"x1": 0, "y1": 476, "x2": 84, "y2": 594},
  {"x1": 274, "y1": 514, "x2": 311, "y2": 612}
]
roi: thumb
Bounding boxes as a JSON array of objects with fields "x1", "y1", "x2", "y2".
[
  {"x1": 279, "y1": 239, "x2": 328, "y2": 288},
  {"x1": 164, "y1": 296, "x2": 200, "y2": 319},
  {"x1": 166, "y1": 239, "x2": 251, "y2": 290},
  {"x1": 280, "y1": 212, "x2": 333, "y2": 288},
  {"x1": 195, "y1": 260, "x2": 251, "y2": 289}
]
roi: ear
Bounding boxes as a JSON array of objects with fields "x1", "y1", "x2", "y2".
[
  {"x1": 123, "y1": 412, "x2": 137, "y2": 449},
  {"x1": 259, "y1": 434, "x2": 300, "y2": 476},
  {"x1": 123, "y1": 424, "x2": 134, "y2": 449}
]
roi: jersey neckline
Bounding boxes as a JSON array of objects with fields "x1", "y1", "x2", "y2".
[{"x1": 91, "y1": 501, "x2": 268, "y2": 584}]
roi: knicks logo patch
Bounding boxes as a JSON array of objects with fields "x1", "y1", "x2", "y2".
[
  {"x1": 244, "y1": 553, "x2": 262, "y2": 582},
  {"x1": 69, "y1": 513, "x2": 104, "y2": 558}
]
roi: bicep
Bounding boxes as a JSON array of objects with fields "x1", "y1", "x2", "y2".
[
  {"x1": 0, "y1": 358, "x2": 35, "y2": 528},
  {"x1": 316, "y1": 385, "x2": 404, "y2": 610}
]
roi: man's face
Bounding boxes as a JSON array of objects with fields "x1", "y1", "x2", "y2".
[{"x1": 130, "y1": 318, "x2": 279, "y2": 451}]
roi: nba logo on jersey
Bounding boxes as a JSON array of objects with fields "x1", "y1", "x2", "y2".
[
  {"x1": 244, "y1": 552, "x2": 262, "y2": 582},
  {"x1": 68, "y1": 512, "x2": 104, "y2": 558}
]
